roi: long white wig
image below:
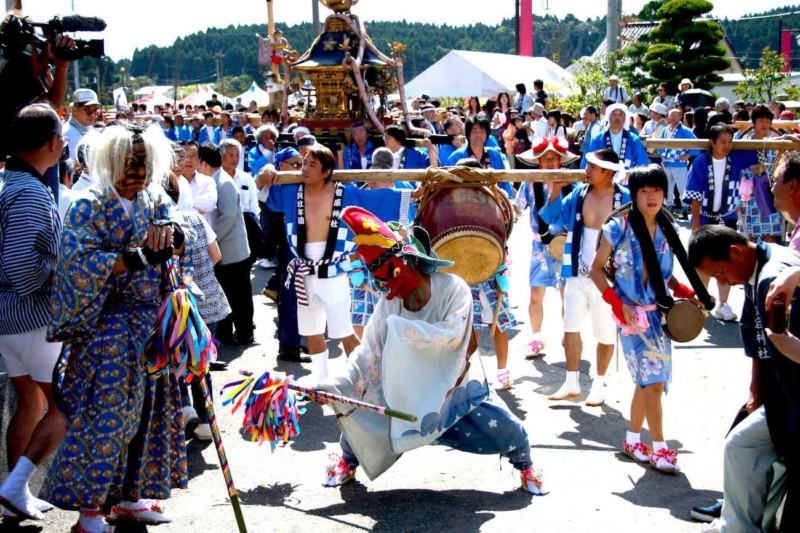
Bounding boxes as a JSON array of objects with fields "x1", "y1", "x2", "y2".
[{"x1": 90, "y1": 122, "x2": 174, "y2": 190}]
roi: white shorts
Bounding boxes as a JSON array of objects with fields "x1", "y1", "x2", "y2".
[
  {"x1": 563, "y1": 277, "x2": 617, "y2": 345},
  {"x1": 297, "y1": 274, "x2": 355, "y2": 339},
  {"x1": 0, "y1": 327, "x2": 62, "y2": 382}
]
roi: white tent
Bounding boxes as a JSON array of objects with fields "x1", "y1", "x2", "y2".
[
  {"x1": 179, "y1": 84, "x2": 232, "y2": 107},
  {"x1": 404, "y1": 50, "x2": 576, "y2": 98},
  {"x1": 234, "y1": 81, "x2": 271, "y2": 107}
]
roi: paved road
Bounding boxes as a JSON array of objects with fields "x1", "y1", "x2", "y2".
[{"x1": 1, "y1": 212, "x2": 749, "y2": 533}]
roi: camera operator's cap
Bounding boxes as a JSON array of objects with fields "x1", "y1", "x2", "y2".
[
  {"x1": 649, "y1": 102, "x2": 667, "y2": 116},
  {"x1": 73, "y1": 88, "x2": 100, "y2": 106}
]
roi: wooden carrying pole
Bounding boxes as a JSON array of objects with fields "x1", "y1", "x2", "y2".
[
  {"x1": 733, "y1": 120, "x2": 799, "y2": 130},
  {"x1": 271, "y1": 168, "x2": 587, "y2": 184},
  {"x1": 646, "y1": 138, "x2": 800, "y2": 151}
]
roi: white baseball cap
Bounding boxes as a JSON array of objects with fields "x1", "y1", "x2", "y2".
[{"x1": 73, "y1": 88, "x2": 100, "y2": 106}]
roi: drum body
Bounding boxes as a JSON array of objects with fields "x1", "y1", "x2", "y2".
[
  {"x1": 662, "y1": 299, "x2": 706, "y2": 343},
  {"x1": 415, "y1": 186, "x2": 511, "y2": 285},
  {"x1": 548, "y1": 234, "x2": 567, "y2": 262}
]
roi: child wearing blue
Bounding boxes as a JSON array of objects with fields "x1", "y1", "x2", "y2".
[
  {"x1": 514, "y1": 136, "x2": 580, "y2": 358},
  {"x1": 591, "y1": 165, "x2": 699, "y2": 474}
]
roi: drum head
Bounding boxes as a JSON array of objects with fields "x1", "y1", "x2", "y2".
[
  {"x1": 664, "y1": 300, "x2": 705, "y2": 343},
  {"x1": 548, "y1": 234, "x2": 567, "y2": 262},
  {"x1": 432, "y1": 227, "x2": 504, "y2": 285}
]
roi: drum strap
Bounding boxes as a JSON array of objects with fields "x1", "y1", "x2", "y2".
[
  {"x1": 533, "y1": 182, "x2": 570, "y2": 246},
  {"x1": 626, "y1": 205, "x2": 715, "y2": 311}
]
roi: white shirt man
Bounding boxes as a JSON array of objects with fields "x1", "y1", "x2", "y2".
[
  {"x1": 181, "y1": 143, "x2": 218, "y2": 224},
  {"x1": 603, "y1": 76, "x2": 629, "y2": 104}
]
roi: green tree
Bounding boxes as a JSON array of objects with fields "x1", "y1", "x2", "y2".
[
  {"x1": 733, "y1": 47, "x2": 790, "y2": 103},
  {"x1": 552, "y1": 54, "x2": 616, "y2": 114},
  {"x1": 640, "y1": 0, "x2": 730, "y2": 93}
]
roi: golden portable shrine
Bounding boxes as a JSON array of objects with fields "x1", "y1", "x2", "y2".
[{"x1": 277, "y1": 0, "x2": 416, "y2": 140}]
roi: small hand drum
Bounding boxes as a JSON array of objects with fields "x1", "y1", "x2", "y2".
[{"x1": 662, "y1": 299, "x2": 707, "y2": 343}]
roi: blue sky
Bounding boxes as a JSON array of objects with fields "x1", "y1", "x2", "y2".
[{"x1": 20, "y1": 0, "x2": 794, "y2": 60}]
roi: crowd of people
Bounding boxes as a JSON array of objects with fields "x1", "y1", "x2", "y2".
[{"x1": 0, "y1": 71, "x2": 799, "y2": 533}]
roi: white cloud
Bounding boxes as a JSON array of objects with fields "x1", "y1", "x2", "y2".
[{"x1": 19, "y1": 0, "x2": 792, "y2": 61}]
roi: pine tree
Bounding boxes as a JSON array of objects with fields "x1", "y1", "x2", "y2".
[{"x1": 640, "y1": 0, "x2": 730, "y2": 93}]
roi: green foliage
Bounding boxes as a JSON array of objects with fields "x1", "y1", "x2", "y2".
[
  {"x1": 640, "y1": 0, "x2": 728, "y2": 93},
  {"x1": 655, "y1": 0, "x2": 713, "y2": 21},
  {"x1": 551, "y1": 55, "x2": 616, "y2": 115},
  {"x1": 77, "y1": 15, "x2": 605, "y2": 91},
  {"x1": 785, "y1": 84, "x2": 800, "y2": 101},
  {"x1": 721, "y1": 5, "x2": 800, "y2": 70},
  {"x1": 638, "y1": 0, "x2": 669, "y2": 20},
  {"x1": 733, "y1": 47, "x2": 790, "y2": 103}
]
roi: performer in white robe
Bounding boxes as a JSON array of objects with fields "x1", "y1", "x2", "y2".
[{"x1": 312, "y1": 206, "x2": 548, "y2": 495}]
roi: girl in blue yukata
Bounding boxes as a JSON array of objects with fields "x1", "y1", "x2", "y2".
[{"x1": 589, "y1": 165, "x2": 700, "y2": 474}]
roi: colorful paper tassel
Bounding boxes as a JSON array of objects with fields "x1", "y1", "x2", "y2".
[
  {"x1": 145, "y1": 287, "x2": 217, "y2": 379},
  {"x1": 221, "y1": 371, "x2": 305, "y2": 451},
  {"x1": 222, "y1": 371, "x2": 419, "y2": 450}
]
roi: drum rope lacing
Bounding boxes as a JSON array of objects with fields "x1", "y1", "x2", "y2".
[{"x1": 416, "y1": 166, "x2": 515, "y2": 237}]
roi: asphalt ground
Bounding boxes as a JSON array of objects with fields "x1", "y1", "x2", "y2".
[{"x1": 0, "y1": 212, "x2": 751, "y2": 533}]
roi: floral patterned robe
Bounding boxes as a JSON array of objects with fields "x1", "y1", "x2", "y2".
[{"x1": 42, "y1": 185, "x2": 193, "y2": 509}]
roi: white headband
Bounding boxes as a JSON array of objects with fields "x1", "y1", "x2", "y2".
[{"x1": 585, "y1": 152, "x2": 627, "y2": 185}]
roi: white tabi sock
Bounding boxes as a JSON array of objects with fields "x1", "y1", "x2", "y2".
[
  {"x1": 653, "y1": 440, "x2": 668, "y2": 452},
  {"x1": 79, "y1": 507, "x2": 105, "y2": 532},
  {"x1": 566, "y1": 370, "x2": 580, "y2": 388},
  {"x1": 593, "y1": 374, "x2": 607, "y2": 387},
  {"x1": 531, "y1": 332, "x2": 543, "y2": 342},
  {"x1": 626, "y1": 431, "x2": 641, "y2": 445},
  {"x1": 310, "y1": 350, "x2": 330, "y2": 381},
  {"x1": 3, "y1": 456, "x2": 35, "y2": 490}
]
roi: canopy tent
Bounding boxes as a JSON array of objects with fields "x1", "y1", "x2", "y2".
[
  {"x1": 404, "y1": 50, "x2": 576, "y2": 98},
  {"x1": 233, "y1": 81, "x2": 271, "y2": 107},
  {"x1": 179, "y1": 84, "x2": 232, "y2": 107},
  {"x1": 132, "y1": 85, "x2": 174, "y2": 107}
]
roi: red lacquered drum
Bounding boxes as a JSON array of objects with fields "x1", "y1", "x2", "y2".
[{"x1": 415, "y1": 172, "x2": 513, "y2": 285}]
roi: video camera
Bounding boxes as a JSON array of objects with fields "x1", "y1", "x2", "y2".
[{"x1": 0, "y1": 13, "x2": 105, "y2": 61}]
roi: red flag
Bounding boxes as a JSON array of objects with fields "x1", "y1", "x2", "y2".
[
  {"x1": 781, "y1": 30, "x2": 792, "y2": 73},
  {"x1": 520, "y1": 0, "x2": 533, "y2": 56}
]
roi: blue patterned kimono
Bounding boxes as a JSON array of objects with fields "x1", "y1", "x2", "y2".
[
  {"x1": 602, "y1": 214, "x2": 674, "y2": 389},
  {"x1": 735, "y1": 130, "x2": 783, "y2": 237},
  {"x1": 42, "y1": 185, "x2": 193, "y2": 509},
  {"x1": 515, "y1": 182, "x2": 570, "y2": 288}
]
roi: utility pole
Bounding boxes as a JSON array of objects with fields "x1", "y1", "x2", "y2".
[
  {"x1": 312, "y1": 0, "x2": 320, "y2": 35},
  {"x1": 606, "y1": 0, "x2": 621, "y2": 54},
  {"x1": 72, "y1": 0, "x2": 80, "y2": 89},
  {"x1": 515, "y1": 0, "x2": 520, "y2": 55},
  {"x1": 216, "y1": 52, "x2": 225, "y2": 96},
  {"x1": 172, "y1": 56, "x2": 181, "y2": 107}
]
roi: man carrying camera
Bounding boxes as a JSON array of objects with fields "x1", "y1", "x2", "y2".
[
  {"x1": 62, "y1": 88, "x2": 99, "y2": 160},
  {"x1": 689, "y1": 226, "x2": 800, "y2": 533}
]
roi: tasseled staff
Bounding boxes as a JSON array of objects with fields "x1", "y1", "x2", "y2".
[
  {"x1": 222, "y1": 370, "x2": 418, "y2": 449},
  {"x1": 147, "y1": 274, "x2": 248, "y2": 533}
]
